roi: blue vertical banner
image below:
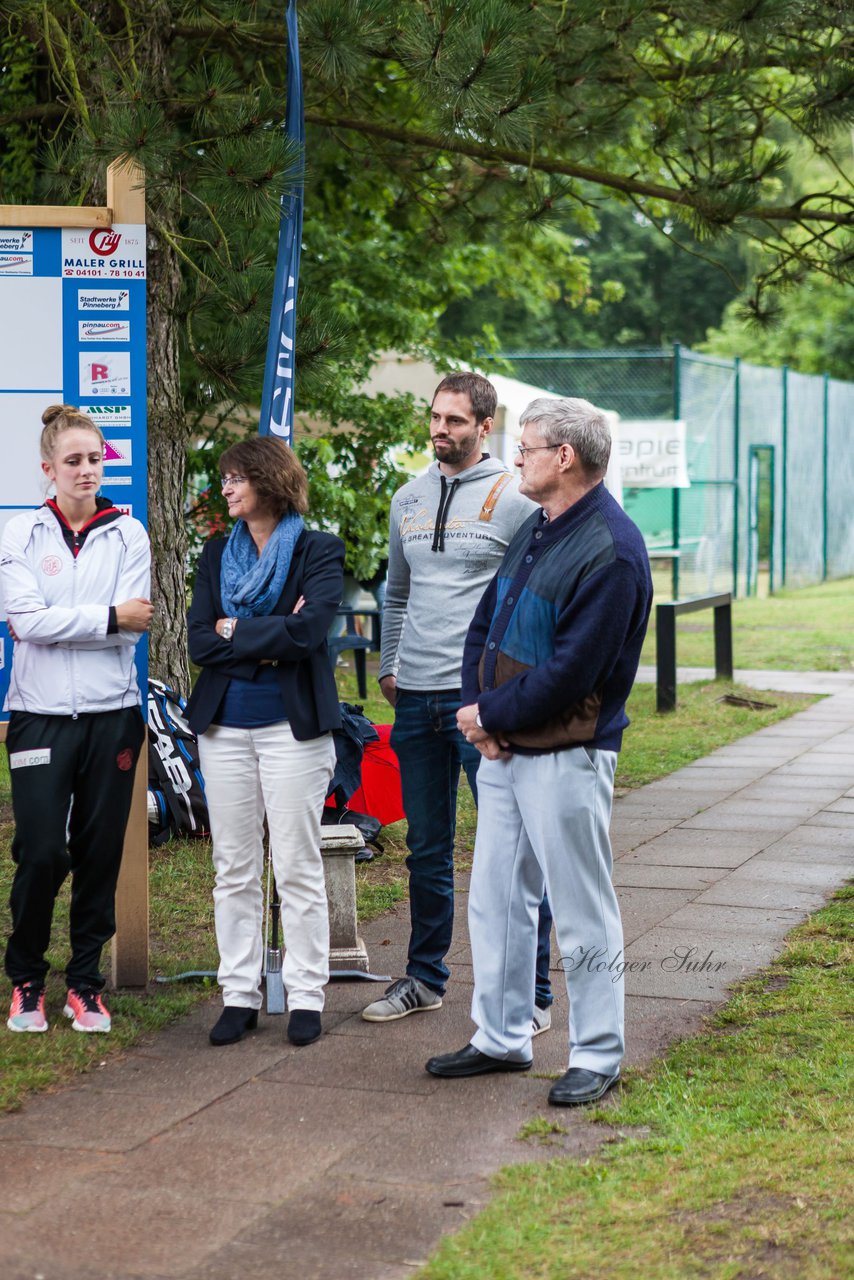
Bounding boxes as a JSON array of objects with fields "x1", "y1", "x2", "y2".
[{"x1": 259, "y1": 0, "x2": 304, "y2": 443}]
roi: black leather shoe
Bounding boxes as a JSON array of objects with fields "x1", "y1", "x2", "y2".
[
  {"x1": 426, "y1": 1043, "x2": 532, "y2": 1078},
  {"x1": 287, "y1": 1009, "x2": 322, "y2": 1046},
  {"x1": 548, "y1": 1067, "x2": 620, "y2": 1107},
  {"x1": 209, "y1": 1006, "x2": 259, "y2": 1046}
]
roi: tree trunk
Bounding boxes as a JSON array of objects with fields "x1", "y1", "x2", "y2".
[
  {"x1": 146, "y1": 212, "x2": 189, "y2": 694},
  {"x1": 138, "y1": 3, "x2": 190, "y2": 694}
]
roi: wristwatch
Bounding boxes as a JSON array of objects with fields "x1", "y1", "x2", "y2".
[{"x1": 221, "y1": 617, "x2": 237, "y2": 640}]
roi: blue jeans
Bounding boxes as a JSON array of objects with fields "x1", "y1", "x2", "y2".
[{"x1": 391, "y1": 689, "x2": 553, "y2": 1002}]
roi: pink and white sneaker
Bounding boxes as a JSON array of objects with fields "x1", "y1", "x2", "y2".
[
  {"x1": 7, "y1": 982, "x2": 48, "y2": 1033},
  {"x1": 64, "y1": 987, "x2": 111, "y2": 1033}
]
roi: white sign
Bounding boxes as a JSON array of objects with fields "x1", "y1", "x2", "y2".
[
  {"x1": 0, "y1": 232, "x2": 33, "y2": 253},
  {"x1": 618, "y1": 420, "x2": 690, "y2": 489},
  {"x1": 79, "y1": 319, "x2": 131, "y2": 342},
  {"x1": 61, "y1": 224, "x2": 146, "y2": 279},
  {"x1": 77, "y1": 288, "x2": 130, "y2": 311},
  {"x1": 0, "y1": 254, "x2": 34, "y2": 277},
  {"x1": 80, "y1": 402, "x2": 132, "y2": 429},
  {"x1": 104, "y1": 438, "x2": 133, "y2": 465},
  {"x1": 79, "y1": 351, "x2": 131, "y2": 396}
]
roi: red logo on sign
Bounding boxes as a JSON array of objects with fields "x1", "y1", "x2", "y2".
[
  {"x1": 89, "y1": 228, "x2": 122, "y2": 256},
  {"x1": 42, "y1": 555, "x2": 62, "y2": 576},
  {"x1": 116, "y1": 748, "x2": 134, "y2": 772},
  {"x1": 91, "y1": 363, "x2": 109, "y2": 383}
]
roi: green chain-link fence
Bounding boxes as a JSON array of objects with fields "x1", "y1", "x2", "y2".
[{"x1": 489, "y1": 346, "x2": 854, "y2": 598}]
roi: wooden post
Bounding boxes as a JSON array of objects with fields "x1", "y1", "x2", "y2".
[
  {"x1": 107, "y1": 156, "x2": 150, "y2": 986},
  {"x1": 107, "y1": 156, "x2": 145, "y2": 223},
  {"x1": 111, "y1": 752, "x2": 149, "y2": 987}
]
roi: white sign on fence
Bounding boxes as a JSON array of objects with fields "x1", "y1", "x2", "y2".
[{"x1": 618, "y1": 419, "x2": 690, "y2": 488}]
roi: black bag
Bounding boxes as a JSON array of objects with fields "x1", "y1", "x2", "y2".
[
  {"x1": 321, "y1": 804, "x2": 384, "y2": 862},
  {"x1": 325, "y1": 702, "x2": 383, "y2": 861},
  {"x1": 147, "y1": 679, "x2": 210, "y2": 845}
]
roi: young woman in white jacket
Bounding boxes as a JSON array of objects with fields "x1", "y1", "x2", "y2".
[{"x1": 2, "y1": 405, "x2": 153, "y2": 1034}]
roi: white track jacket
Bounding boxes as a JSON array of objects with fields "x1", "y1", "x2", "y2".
[{"x1": 0, "y1": 506, "x2": 150, "y2": 716}]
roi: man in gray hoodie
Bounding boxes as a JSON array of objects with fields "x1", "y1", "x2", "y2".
[{"x1": 361, "y1": 372, "x2": 553, "y2": 1026}]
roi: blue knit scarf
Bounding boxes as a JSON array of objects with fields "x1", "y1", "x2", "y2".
[{"x1": 220, "y1": 512, "x2": 304, "y2": 618}]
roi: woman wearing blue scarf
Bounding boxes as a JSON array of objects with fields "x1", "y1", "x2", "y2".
[{"x1": 187, "y1": 437, "x2": 344, "y2": 1048}]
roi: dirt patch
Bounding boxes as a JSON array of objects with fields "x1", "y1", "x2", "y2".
[{"x1": 676, "y1": 1192, "x2": 811, "y2": 1277}]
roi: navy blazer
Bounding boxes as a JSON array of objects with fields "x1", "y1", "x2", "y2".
[{"x1": 186, "y1": 529, "x2": 345, "y2": 740}]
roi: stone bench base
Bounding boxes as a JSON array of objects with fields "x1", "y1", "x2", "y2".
[{"x1": 321, "y1": 824, "x2": 370, "y2": 973}]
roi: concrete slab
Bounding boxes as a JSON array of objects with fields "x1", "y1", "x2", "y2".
[
  {"x1": 621, "y1": 927, "x2": 778, "y2": 1000},
  {"x1": 678, "y1": 810, "x2": 802, "y2": 833},
  {"x1": 612, "y1": 862, "x2": 729, "y2": 891},
  {"x1": 613, "y1": 793, "x2": 736, "y2": 822},
  {"x1": 186, "y1": 1178, "x2": 496, "y2": 1280},
  {"x1": 618, "y1": 828, "x2": 770, "y2": 867},
  {"x1": 732, "y1": 783, "x2": 844, "y2": 804},
  {"x1": 0, "y1": 1082, "x2": 207, "y2": 1152},
  {"x1": 658, "y1": 902, "x2": 805, "y2": 937},
  {"x1": 0, "y1": 1144, "x2": 123, "y2": 1214},
  {"x1": 682, "y1": 798, "x2": 825, "y2": 819},
  {"x1": 748, "y1": 840, "x2": 854, "y2": 866},
  {"x1": 616, "y1": 886, "x2": 698, "y2": 942},
  {"x1": 782, "y1": 821, "x2": 854, "y2": 846},
  {"x1": 695, "y1": 858, "x2": 851, "y2": 894},
  {"x1": 610, "y1": 816, "x2": 679, "y2": 851},
  {"x1": 801, "y1": 810, "x2": 854, "y2": 829}
]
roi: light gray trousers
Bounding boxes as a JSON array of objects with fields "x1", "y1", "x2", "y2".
[{"x1": 468, "y1": 746, "x2": 624, "y2": 1074}]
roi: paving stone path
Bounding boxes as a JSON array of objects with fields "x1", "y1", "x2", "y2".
[{"x1": 2, "y1": 677, "x2": 853, "y2": 1280}]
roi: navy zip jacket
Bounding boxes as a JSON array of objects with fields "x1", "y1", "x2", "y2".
[
  {"x1": 186, "y1": 530, "x2": 344, "y2": 741},
  {"x1": 461, "y1": 482, "x2": 652, "y2": 754}
]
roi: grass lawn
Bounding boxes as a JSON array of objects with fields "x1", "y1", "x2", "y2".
[
  {"x1": 419, "y1": 886, "x2": 854, "y2": 1280},
  {"x1": 641, "y1": 575, "x2": 854, "y2": 672}
]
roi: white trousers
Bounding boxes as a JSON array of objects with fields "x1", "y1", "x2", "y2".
[
  {"x1": 468, "y1": 746, "x2": 624, "y2": 1074},
  {"x1": 198, "y1": 722, "x2": 336, "y2": 1012}
]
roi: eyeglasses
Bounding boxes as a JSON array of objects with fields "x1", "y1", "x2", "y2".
[
  {"x1": 516, "y1": 444, "x2": 561, "y2": 458},
  {"x1": 220, "y1": 474, "x2": 247, "y2": 489}
]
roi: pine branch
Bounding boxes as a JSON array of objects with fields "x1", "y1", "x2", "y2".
[{"x1": 304, "y1": 112, "x2": 854, "y2": 227}]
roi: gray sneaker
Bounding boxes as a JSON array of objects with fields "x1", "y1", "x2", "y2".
[
  {"x1": 532, "y1": 1005, "x2": 552, "y2": 1037},
  {"x1": 361, "y1": 976, "x2": 443, "y2": 1022}
]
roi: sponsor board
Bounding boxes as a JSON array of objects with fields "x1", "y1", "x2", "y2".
[
  {"x1": 79, "y1": 352, "x2": 131, "y2": 396},
  {"x1": 77, "y1": 288, "x2": 130, "y2": 312},
  {"x1": 104, "y1": 438, "x2": 132, "y2": 464},
  {"x1": 0, "y1": 232, "x2": 33, "y2": 253},
  {"x1": 103, "y1": 474, "x2": 132, "y2": 486},
  {"x1": 0, "y1": 254, "x2": 34, "y2": 276},
  {"x1": 618, "y1": 420, "x2": 690, "y2": 489},
  {"x1": 80, "y1": 403, "x2": 132, "y2": 429},
  {"x1": 115, "y1": 504, "x2": 133, "y2": 517},
  {"x1": 62, "y1": 225, "x2": 146, "y2": 278},
  {"x1": 79, "y1": 319, "x2": 131, "y2": 342}
]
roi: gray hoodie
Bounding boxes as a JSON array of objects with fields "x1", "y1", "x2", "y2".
[{"x1": 380, "y1": 456, "x2": 535, "y2": 690}]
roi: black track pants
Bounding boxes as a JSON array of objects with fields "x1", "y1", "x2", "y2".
[{"x1": 4, "y1": 707, "x2": 145, "y2": 991}]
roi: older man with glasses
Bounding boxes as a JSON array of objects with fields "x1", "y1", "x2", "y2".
[{"x1": 426, "y1": 396, "x2": 652, "y2": 1107}]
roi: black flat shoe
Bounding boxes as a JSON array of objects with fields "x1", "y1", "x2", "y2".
[
  {"x1": 209, "y1": 1006, "x2": 259, "y2": 1046},
  {"x1": 426, "y1": 1043, "x2": 532, "y2": 1078},
  {"x1": 287, "y1": 1009, "x2": 322, "y2": 1046},
  {"x1": 548, "y1": 1067, "x2": 620, "y2": 1107}
]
